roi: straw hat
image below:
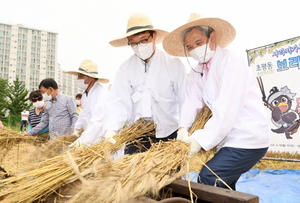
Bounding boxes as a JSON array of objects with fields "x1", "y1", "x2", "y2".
[
  {"x1": 109, "y1": 13, "x2": 169, "y2": 47},
  {"x1": 65, "y1": 60, "x2": 109, "y2": 83},
  {"x1": 163, "y1": 13, "x2": 236, "y2": 57}
]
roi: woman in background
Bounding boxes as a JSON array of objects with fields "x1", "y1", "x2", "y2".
[
  {"x1": 75, "y1": 93, "x2": 83, "y2": 114},
  {"x1": 0, "y1": 120, "x2": 3, "y2": 130},
  {"x1": 28, "y1": 90, "x2": 49, "y2": 139}
]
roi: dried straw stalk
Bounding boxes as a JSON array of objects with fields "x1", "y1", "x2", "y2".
[
  {"x1": 66, "y1": 141, "x2": 190, "y2": 203},
  {"x1": 0, "y1": 118, "x2": 155, "y2": 203},
  {"x1": 188, "y1": 105, "x2": 212, "y2": 136},
  {"x1": 187, "y1": 106, "x2": 215, "y2": 171},
  {"x1": 23, "y1": 134, "x2": 78, "y2": 166},
  {"x1": 0, "y1": 106, "x2": 211, "y2": 202},
  {"x1": 64, "y1": 106, "x2": 213, "y2": 203},
  {"x1": 0, "y1": 127, "x2": 47, "y2": 159}
]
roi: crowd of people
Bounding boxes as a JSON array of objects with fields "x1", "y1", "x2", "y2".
[{"x1": 14, "y1": 12, "x2": 271, "y2": 190}]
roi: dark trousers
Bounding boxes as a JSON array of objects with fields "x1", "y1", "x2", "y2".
[
  {"x1": 198, "y1": 146, "x2": 268, "y2": 190},
  {"x1": 20, "y1": 120, "x2": 27, "y2": 131},
  {"x1": 125, "y1": 130, "x2": 177, "y2": 155}
]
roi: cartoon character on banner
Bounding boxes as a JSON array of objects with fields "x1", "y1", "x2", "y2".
[
  {"x1": 266, "y1": 86, "x2": 299, "y2": 139},
  {"x1": 294, "y1": 98, "x2": 300, "y2": 133}
]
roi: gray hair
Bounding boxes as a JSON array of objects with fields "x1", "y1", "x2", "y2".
[{"x1": 181, "y1": 26, "x2": 214, "y2": 44}]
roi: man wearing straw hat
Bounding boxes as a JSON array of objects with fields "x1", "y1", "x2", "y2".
[
  {"x1": 163, "y1": 13, "x2": 271, "y2": 190},
  {"x1": 66, "y1": 59, "x2": 110, "y2": 147},
  {"x1": 104, "y1": 13, "x2": 187, "y2": 154}
]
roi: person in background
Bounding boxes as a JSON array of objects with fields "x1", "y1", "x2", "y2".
[
  {"x1": 163, "y1": 13, "x2": 271, "y2": 190},
  {"x1": 66, "y1": 60, "x2": 109, "y2": 147},
  {"x1": 0, "y1": 120, "x2": 3, "y2": 130},
  {"x1": 20, "y1": 108, "x2": 29, "y2": 132},
  {"x1": 27, "y1": 90, "x2": 49, "y2": 136},
  {"x1": 23, "y1": 78, "x2": 78, "y2": 138},
  {"x1": 75, "y1": 93, "x2": 83, "y2": 114},
  {"x1": 104, "y1": 13, "x2": 187, "y2": 154}
]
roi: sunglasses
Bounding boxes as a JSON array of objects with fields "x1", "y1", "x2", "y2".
[{"x1": 31, "y1": 97, "x2": 43, "y2": 102}]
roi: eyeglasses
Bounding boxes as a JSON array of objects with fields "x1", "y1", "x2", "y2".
[
  {"x1": 128, "y1": 35, "x2": 152, "y2": 47},
  {"x1": 31, "y1": 97, "x2": 43, "y2": 103}
]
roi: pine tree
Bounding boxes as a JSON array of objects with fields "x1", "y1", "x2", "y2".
[
  {"x1": 5, "y1": 77, "x2": 31, "y2": 115},
  {"x1": 0, "y1": 78, "x2": 8, "y2": 115}
]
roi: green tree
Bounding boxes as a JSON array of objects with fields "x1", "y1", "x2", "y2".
[
  {"x1": 0, "y1": 78, "x2": 8, "y2": 115},
  {"x1": 5, "y1": 77, "x2": 31, "y2": 115}
]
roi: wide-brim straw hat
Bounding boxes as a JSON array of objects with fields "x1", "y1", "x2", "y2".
[
  {"x1": 65, "y1": 60, "x2": 109, "y2": 83},
  {"x1": 109, "y1": 13, "x2": 169, "y2": 47},
  {"x1": 163, "y1": 13, "x2": 236, "y2": 57}
]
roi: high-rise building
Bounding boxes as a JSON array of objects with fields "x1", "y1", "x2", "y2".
[{"x1": 0, "y1": 22, "x2": 80, "y2": 96}]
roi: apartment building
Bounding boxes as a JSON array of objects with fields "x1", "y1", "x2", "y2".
[{"x1": 0, "y1": 22, "x2": 80, "y2": 97}]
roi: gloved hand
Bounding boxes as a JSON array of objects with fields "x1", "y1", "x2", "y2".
[
  {"x1": 69, "y1": 139, "x2": 82, "y2": 148},
  {"x1": 177, "y1": 128, "x2": 189, "y2": 140},
  {"x1": 105, "y1": 130, "x2": 117, "y2": 144},
  {"x1": 72, "y1": 129, "x2": 83, "y2": 137},
  {"x1": 182, "y1": 136, "x2": 201, "y2": 156},
  {"x1": 69, "y1": 132, "x2": 86, "y2": 148}
]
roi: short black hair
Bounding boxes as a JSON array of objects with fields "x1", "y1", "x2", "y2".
[
  {"x1": 75, "y1": 93, "x2": 82, "y2": 99},
  {"x1": 29, "y1": 90, "x2": 43, "y2": 101},
  {"x1": 39, "y1": 78, "x2": 58, "y2": 89}
]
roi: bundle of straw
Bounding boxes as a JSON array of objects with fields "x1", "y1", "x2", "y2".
[
  {"x1": 24, "y1": 134, "x2": 78, "y2": 165},
  {"x1": 0, "y1": 118, "x2": 155, "y2": 203},
  {"x1": 0, "y1": 127, "x2": 44, "y2": 159},
  {"x1": 65, "y1": 106, "x2": 213, "y2": 202},
  {"x1": 0, "y1": 106, "x2": 212, "y2": 202},
  {"x1": 188, "y1": 105, "x2": 212, "y2": 136},
  {"x1": 188, "y1": 106, "x2": 215, "y2": 169},
  {"x1": 66, "y1": 140, "x2": 191, "y2": 203}
]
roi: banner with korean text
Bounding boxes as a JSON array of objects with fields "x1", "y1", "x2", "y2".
[{"x1": 247, "y1": 36, "x2": 300, "y2": 153}]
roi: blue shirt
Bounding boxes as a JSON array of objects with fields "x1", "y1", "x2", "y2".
[{"x1": 28, "y1": 93, "x2": 78, "y2": 137}]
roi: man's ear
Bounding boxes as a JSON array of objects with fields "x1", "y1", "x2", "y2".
[
  {"x1": 152, "y1": 31, "x2": 157, "y2": 41},
  {"x1": 210, "y1": 31, "x2": 216, "y2": 42}
]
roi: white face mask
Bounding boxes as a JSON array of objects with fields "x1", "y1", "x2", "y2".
[
  {"x1": 132, "y1": 42, "x2": 154, "y2": 60},
  {"x1": 189, "y1": 43, "x2": 215, "y2": 63},
  {"x1": 33, "y1": 100, "x2": 45, "y2": 108},
  {"x1": 75, "y1": 99, "x2": 81, "y2": 105},
  {"x1": 76, "y1": 79, "x2": 89, "y2": 90},
  {"x1": 42, "y1": 92, "x2": 52, "y2": 101}
]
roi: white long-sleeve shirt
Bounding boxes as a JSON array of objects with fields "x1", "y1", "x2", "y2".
[
  {"x1": 104, "y1": 48, "x2": 187, "y2": 138},
  {"x1": 75, "y1": 82, "x2": 108, "y2": 145},
  {"x1": 180, "y1": 46, "x2": 271, "y2": 151}
]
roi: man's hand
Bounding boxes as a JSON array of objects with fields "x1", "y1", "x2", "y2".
[
  {"x1": 105, "y1": 130, "x2": 117, "y2": 144},
  {"x1": 69, "y1": 139, "x2": 83, "y2": 148},
  {"x1": 22, "y1": 132, "x2": 29, "y2": 136},
  {"x1": 72, "y1": 129, "x2": 83, "y2": 137},
  {"x1": 177, "y1": 127, "x2": 189, "y2": 140},
  {"x1": 182, "y1": 136, "x2": 201, "y2": 156},
  {"x1": 69, "y1": 132, "x2": 86, "y2": 148}
]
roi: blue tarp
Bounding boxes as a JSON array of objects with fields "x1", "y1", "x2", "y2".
[
  {"x1": 237, "y1": 169, "x2": 300, "y2": 203},
  {"x1": 183, "y1": 169, "x2": 300, "y2": 203}
]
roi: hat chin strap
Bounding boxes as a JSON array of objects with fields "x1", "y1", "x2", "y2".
[
  {"x1": 85, "y1": 78, "x2": 97, "y2": 92},
  {"x1": 183, "y1": 44, "x2": 203, "y2": 76}
]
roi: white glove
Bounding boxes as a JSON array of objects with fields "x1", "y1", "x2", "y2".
[
  {"x1": 69, "y1": 132, "x2": 86, "y2": 148},
  {"x1": 182, "y1": 136, "x2": 201, "y2": 156},
  {"x1": 105, "y1": 130, "x2": 117, "y2": 144},
  {"x1": 69, "y1": 139, "x2": 82, "y2": 148},
  {"x1": 72, "y1": 129, "x2": 82, "y2": 137},
  {"x1": 177, "y1": 128, "x2": 189, "y2": 140}
]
